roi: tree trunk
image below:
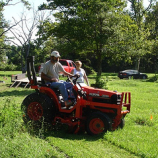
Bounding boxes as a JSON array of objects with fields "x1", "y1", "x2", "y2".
[
  {"x1": 21, "y1": 50, "x2": 24, "y2": 73},
  {"x1": 97, "y1": 52, "x2": 102, "y2": 76},
  {"x1": 137, "y1": 57, "x2": 140, "y2": 71},
  {"x1": 23, "y1": 42, "x2": 31, "y2": 73}
]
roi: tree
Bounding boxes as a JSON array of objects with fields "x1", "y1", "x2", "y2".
[
  {"x1": 105, "y1": 13, "x2": 138, "y2": 66},
  {"x1": 127, "y1": 0, "x2": 155, "y2": 70},
  {"x1": 39, "y1": 0, "x2": 129, "y2": 76},
  {"x1": 145, "y1": 2, "x2": 158, "y2": 72},
  {"x1": 7, "y1": 11, "x2": 37, "y2": 72},
  {"x1": 0, "y1": 0, "x2": 30, "y2": 68},
  {"x1": 0, "y1": 4, "x2": 7, "y2": 61},
  {"x1": 7, "y1": 8, "x2": 51, "y2": 72},
  {"x1": 0, "y1": 0, "x2": 30, "y2": 38}
]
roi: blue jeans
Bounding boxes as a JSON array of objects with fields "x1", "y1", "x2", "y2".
[{"x1": 49, "y1": 81, "x2": 74, "y2": 101}]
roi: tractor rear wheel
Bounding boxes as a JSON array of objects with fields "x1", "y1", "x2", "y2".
[
  {"x1": 21, "y1": 92, "x2": 56, "y2": 128},
  {"x1": 86, "y1": 112, "x2": 112, "y2": 135}
]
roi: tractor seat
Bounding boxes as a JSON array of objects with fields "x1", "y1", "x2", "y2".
[{"x1": 40, "y1": 78, "x2": 60, "y2": 94}]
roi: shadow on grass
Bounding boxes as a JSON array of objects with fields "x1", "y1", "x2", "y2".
[
  {"x1": 146, "y1": 76, "x2": 158, "y2": 82},
  {"x1": 88, "y1": 73, "x2": 117, "y2": 79},
  {"x1": 26, "y1": 123, "x2": 106, "y2": 142},
  {"x1": 0, "y1": 74, "x2": 11, "y2": 77},
  {"x1": 103, "y1": 73, "x2": 117, "y2": 76},
  {"x1": 45, "y1": 130, "x2": 103, "y2": 141},
  {"x1": 116, "y1": 77, "x2": 158, "y2": 83},
  {"x1": 23, "y1": 119, "x2": 105, "y2": 141},
  {"x1": 0, "y1": 88, "x2": 33, "y2": 97}
]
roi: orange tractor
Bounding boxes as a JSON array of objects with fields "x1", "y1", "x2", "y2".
[{"x1": 21, "y1": 56, "x2": 131, "y2": 135}]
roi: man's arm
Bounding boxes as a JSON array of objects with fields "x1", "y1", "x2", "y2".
[
  {"x1": 41, "y1": 72, "x2": 58, "y2": 82},
  {"x1": 70, "y1": 69, "x2": 74, "y2": 75},
  {"x1": 62, "y1": 70, "x2": 74, "y2": 77}
]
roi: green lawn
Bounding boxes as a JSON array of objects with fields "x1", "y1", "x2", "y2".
[{"x1": 0, "y1": 71, "x2": 158, "y2": 158}]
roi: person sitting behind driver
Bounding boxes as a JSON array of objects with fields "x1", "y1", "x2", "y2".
[
  {"x1": 41, "y1": 51, "x2": 75, "y2": 108},
  {"x1": 71, "y1": 60, "x2": 89, "y2": 86}
]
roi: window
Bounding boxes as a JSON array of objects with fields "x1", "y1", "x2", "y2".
[
  {"x1": 59, "y1": 60, "x2": 68, "y2": 66},
  {"x1": 72, "y1": 62, "x2": 76, "y2": 68}
]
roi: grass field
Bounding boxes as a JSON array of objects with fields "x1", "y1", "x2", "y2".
[{"x1": 0, "y1": 71, "x2": 158, "y2": 158}]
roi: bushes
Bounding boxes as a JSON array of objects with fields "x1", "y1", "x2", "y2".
[
  {"x1": 83, "y1": 64, "x2": 96, "y2": 75},
  {"x1": 0, "y1": 62, "x2": 19, "y2": 71},
  {"x1": 91, "y1": 75, "x2": 108, "y2": 89}
]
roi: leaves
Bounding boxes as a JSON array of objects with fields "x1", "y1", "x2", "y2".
[{"x1": 38, "y1": 0, "x2": 130, "y2": 75}]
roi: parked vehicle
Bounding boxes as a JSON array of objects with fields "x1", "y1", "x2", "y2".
[
  {"x1": 59, "y1": 59, "x2": 76, "y2": 73},
  {"x1": 39, "y1": 59, "x2": 76, "y2": 76},
  {"x1": 21, "y1": 56, "x2": 131, "y2": 135},
  {"x1": 118, "y1": 70, "x2": 148, "y2": 79}
]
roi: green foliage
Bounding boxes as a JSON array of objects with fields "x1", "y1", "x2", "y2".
[
  {"x1": 1, "y1": 0, "x2": 158, "y2": 76},
  {"x1": 39, "y1": 0, "x2": 132, "y2": 75},
  {"x1": 82, "y1": 64, "x2": 96, "y2": 75},
  {"x1": 20, "y1": 0, "x2": 31, "y2": 9},
  {"x1": 0, "y1": 5, "x2": 7, "y2": 61},
  {"x1": 2, "y1": 0, "x2": 156, "y2": 74},
  {"x1": 92, "y1": 75, "x2": 108, "y2": 89},
  {"x1": 0, "y1": 62, "x2": 18, "y2": 71}
]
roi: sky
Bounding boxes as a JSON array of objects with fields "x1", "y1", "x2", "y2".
[
  {"x1": 3, "y1": 0, "x2": 45, "y2": 22},
  {"x1": 3, "y1": 0, "x2": 49, "y2": 45}
]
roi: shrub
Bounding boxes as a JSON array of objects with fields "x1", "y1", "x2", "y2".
[
  {"x1": 0, "y1": 62, "x2": 18, "y2": 71},
  {"x1": 83, "y1": 64, "x2": 96, "y2": 75},
  {"x1": 0, "y1": 62, "x2": 5, "y2": 70},
  {"x1": 5, "y1": 64, "x2": 17, "y2": 71},
  {"x1": 91, "y1": 75, "x2": 108, "y2": 89}
]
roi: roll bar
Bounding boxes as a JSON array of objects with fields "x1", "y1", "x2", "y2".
[{"x1": 27, "y1": 56, "x2": 37, "y2": 85}]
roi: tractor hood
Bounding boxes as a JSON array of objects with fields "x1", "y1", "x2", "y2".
[
  {"x1": 82, "y1": 85, "x2": 121, "y2": 98},
  {"x1": 79, "y1": 83, "x2": 122, "y2": 104}
]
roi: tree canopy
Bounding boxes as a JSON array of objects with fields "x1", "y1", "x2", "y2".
[
  {"x1": 39, "y1": 0, "x2": 138, "y2": 75},
  {"x1": 1, "y1": 0, "x2": 158, "y2": 75}
]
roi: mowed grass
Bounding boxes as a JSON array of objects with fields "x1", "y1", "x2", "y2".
[{"x1": 0, "y1": 71, "x2": 158, "y2": 158}]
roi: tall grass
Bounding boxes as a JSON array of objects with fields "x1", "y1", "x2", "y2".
[
  {"x1": 0, "y1": 98, "x2": 67, "y2": 158},
  {"x1": 105, "y1": 79, "x2": 158, "y2": 157}
]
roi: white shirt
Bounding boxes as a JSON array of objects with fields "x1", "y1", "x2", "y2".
[{"x1": 73, "y1": 68, "x2": 85, "y2": 83}]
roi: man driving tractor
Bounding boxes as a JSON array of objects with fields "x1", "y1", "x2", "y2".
[
  {"x1": 22, "y1": 55, "x2": 131, "y2": 135},
  {"x1": 41, "y1": 50, "x2": 75, "y2": 108}
]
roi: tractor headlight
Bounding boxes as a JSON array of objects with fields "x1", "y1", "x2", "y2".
[{"x1": 111, "y1": 94, "x2": 121, "y2": 105}]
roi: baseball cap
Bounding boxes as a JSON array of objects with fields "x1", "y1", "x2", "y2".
[{"x1": 51, "y1": 51, "x2": 61, "y2": 57}]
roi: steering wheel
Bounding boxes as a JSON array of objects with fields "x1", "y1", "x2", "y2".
[{"x1": 67, "y1": 75, "x2": 80, "y2": 84}]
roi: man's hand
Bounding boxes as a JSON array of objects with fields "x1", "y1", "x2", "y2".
[
  {"x1": 50, "y1": 78, "x2": 58, "y2": 82},
  {"x1": 74, "y1": 74, "x2": 80, "y2": 78}
]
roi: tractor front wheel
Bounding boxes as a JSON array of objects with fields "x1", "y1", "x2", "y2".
[
  {"x1": 118, "y1": 118, "x2": 125, "y2": 129},
  {"x1": 86, "y1": 112, "x2": 112, "y2": 135}
]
